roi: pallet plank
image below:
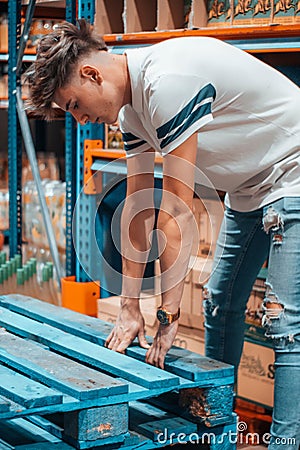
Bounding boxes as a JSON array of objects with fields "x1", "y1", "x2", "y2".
[
  {"x1": 0, "y1": 306, "x2": 179, "y2": 390},
  {"x1": 0, "y1": 295, "x2": 236, "y2": 450},
  {"x1": 0, "y1": 330, "x2": 128, "y2": 400},
  {"x1": 129, "y1": 401, "x2": 197, "y2": 442},
  {"x1": 0, "y1": 295, "x2": 234, "y2": 382},
  {"x1": 0, "y1": 396, "x2": 10, "y2": 413},
  {"x1": 0, "y1": 365, "x2": 63, "y2": 409},
  {"x1": 63, "y1": 403, "x2": 128, "y2": 444},
  {"x1": 0, "y1": 417, "x2": 67, "y2": 449}
]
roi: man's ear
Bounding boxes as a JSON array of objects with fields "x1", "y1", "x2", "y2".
[{"x1": 80, "y1": 65, "x2": 103, "y2": 84}]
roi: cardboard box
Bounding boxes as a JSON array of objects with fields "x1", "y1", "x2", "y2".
[
  {"x1": 124, "y1": 0, "x2": 157, "y2": 33},
  {"x1": 191, "y1": 197, "x2": 224, "y2": 258},
  {"x1": 94, "y1": 0, "x2": 124, "y2": 34},
  {"x1": 105, "y1": 123, "x2": 124, "y2": 150},
  {"x1": 175, "y1": 324, "x2": 205, "y2": 353},
  {"x1": 207, "y1": 0, "x2": 232, "y2": 27},
  {"x1": 238, "y1": 340, "x2": 274, "y2": 408},
  {"x1": 189, "y1": 0, "x2": 208, "y2": 28},
  {"x1": 272, "y1": 0, "x2": 299, "y2": 24}
]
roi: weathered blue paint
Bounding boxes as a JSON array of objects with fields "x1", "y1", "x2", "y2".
[
  {"x1": 0, "y1": 331, "x2": 128, "y2": 400},
  {"x1": 0, "y1": 306, "x2": 179, "y2": 390},
  {"x1": 63, "y1": 403, "x2": 128, "y2": 443},
  {"x1": 0, "y1": 365, "x2": 63, "y2": 409},
  {"x1": 0, "y1": 296, "x2": 234, "y2": 382},
  {"x1": 0, "y1": 296, "x2": 235, "y2": 449}
]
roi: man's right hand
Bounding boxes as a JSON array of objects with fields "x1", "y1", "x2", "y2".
[{"x1": 105, "y1": 300, "x2": 150, "y2": 353}]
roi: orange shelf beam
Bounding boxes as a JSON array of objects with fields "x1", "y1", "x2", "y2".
[{"x1": 103, "y1": 24, "x2": 300, "y2": 47}]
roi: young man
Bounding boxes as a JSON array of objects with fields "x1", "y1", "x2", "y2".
[{"x1": 27, "y1": 20, "x2": 300, "y2": 448}]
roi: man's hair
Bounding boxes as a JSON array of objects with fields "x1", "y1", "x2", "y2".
[{"x1": 25, "y1": 19, "x2": 107, "y2": 119}]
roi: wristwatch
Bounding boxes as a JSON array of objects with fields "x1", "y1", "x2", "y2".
[{"x1": 156, "y1": 306, "x2": 180, "y2": 325}]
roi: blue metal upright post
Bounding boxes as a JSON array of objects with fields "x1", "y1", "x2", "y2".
[
  {"x1": 75, "y1": 0, "x2": 105, "y2": 282},
  {"x1": 8, "y1": 0, "x2": 22, "y2": 258},
  {"x1": 65, "y1": 0, "x2": 77, "y2": 277}
]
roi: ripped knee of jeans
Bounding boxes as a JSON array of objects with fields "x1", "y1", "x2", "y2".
[
  {"x1": 262, "y1": 282, "x2": 295, "y2": 344},
  {"x1": 203, "y1": 286, "x2": 219, "y2": 317},
  {"x1": 262, "y1": 282, "x2": 284, "y2": 325},
  {"x1": 262, "y1": 206, "x2": 284, "y2": 245}
]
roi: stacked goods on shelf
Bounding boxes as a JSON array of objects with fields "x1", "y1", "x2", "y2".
[
  {"x1": 0, "y1": 13, "x2": 8, "y2": 108},
  {"x1": 95, "y1": 0, "x2": 208, "y2": 33},
  {"x1": 105, "y1": 122, "x2": 124, "y2": 150},
  {"x1": 0, "y1": 70, "x2": 7, "y2": 103},
  {"x1": 27, "y1": 18, "x2": 62, "y2": 49},
  {"x1": 0, "y1": 187, "x2": 9, "y2": 232},
  {"x1": 0, "y1": 12, "x2": 62, "y2": 54},
  {"x1": 22, "y1": 152, "x2": 60, "y2": 183},
  {"x1": 0, "y1": 153, "x2": 65, "y2": 279},
  {"x1": 94, "y1": 0, "x2": 300, "y2": 35},
  {"x1": 0, "y1": 154, "x2": 65, "y2": 300},
  {"x1": 23, "y1": 178, "x2": 66, "y2": 273},
  {"x1": 0, "y1": 13, "x2": 8, "y2": 52},
  {"x1": 0, "y1": 252, "x2": 60, "y2": 304}
]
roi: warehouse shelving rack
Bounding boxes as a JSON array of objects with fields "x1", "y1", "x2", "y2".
[
  {"x1": 6, "y1": 0, "x2": 300, "y2": 292},
  {"x1": 6, "y1": 0, "x2": 104, "y2": 284}
]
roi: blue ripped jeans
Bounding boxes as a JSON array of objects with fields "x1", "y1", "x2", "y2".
[{"x1": 204, "y1": 197, "x2": 300, "y2": 449}]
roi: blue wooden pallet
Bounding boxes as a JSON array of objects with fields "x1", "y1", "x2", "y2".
[
  {"x1": 0, "y1": 295, "x2": 236, "y2": 449},
  {"x1": 0, "y1": 412, "x2": 238, "y2": 449}
]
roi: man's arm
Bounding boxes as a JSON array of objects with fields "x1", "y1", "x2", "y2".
[
  {"x1": 105, "y1": 149, "x2": 156, "y2": 352},
  {"x1": 146, "y1": 133, "x2": 198, "y2": 368}
]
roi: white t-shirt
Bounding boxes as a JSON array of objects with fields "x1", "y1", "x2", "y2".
[{"x1": 118, "y1": 37, "x2": 300, "y2": 211}]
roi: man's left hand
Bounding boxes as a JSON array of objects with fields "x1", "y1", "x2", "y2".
[{"x1": 145, "y1": 321, "x2": 179, "y2": 369}]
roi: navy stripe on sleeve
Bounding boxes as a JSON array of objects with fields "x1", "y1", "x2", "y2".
[
  {"x1": 122, "y1": 132, "x2": 140, "y2": 142},
  {"x1": 160, "y1": 102, "x2": 212, "y2": 149},
  {"x1": 123, "y1": 139, "x2": 147, "y2": 152},
  {"x1": 122, "y1": 131, "x2": 147, "y2": 153},
  {"x1": 156, "y1": 83, "x2": 216, "y2": 149}
]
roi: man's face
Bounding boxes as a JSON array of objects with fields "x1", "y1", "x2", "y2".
[{"x1": 54, "y1": 65, "x2": 120, "y2": 125}]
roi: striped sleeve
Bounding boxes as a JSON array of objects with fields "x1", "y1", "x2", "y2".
[
  {"x1": 148, "y1": 75, "x2": 216, "y2": 155},
  {"x1": 122, "y1": 132, "x2": 147, "y2": 153},
  {"x1": 118, "y1": 105, "x2": 151, "y2": 157}
]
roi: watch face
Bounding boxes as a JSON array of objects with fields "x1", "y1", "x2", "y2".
[{"x1": 157, "y1": 308, "x2": 169, "y2": 325}]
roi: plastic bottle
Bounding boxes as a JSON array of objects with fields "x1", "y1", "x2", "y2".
[
  {"x1": 23, "y1": 264, "x2": 30, "y2": 296},
  {"x1": 9, "y1": 258, "x2": 17, "y2": 293},
  {"x1": 1, "y1": 263, "x2": 8, "y2": 294},
  {"x1": 29, "y1": 258, "x2": 41, "y2": 299},
  {"x1": 16, "y1": 268, "x2": 25, "y2": 295},
  {"x1": 40, "y1": 265, "x2": 52, "y2": 303},
  {"x1": 0, "y1": 251, "x2": 6, "y2": 265},
  {"x1": 6, "y1": 260, "x2": 13, "y2": 293},
  {"x1": 0, "y1": 267, "x2": 4, "y2": 295}
]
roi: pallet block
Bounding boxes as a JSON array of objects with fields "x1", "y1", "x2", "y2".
[{"x1": 0, "y1": 294, "x2": 236, "y2": 449}]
